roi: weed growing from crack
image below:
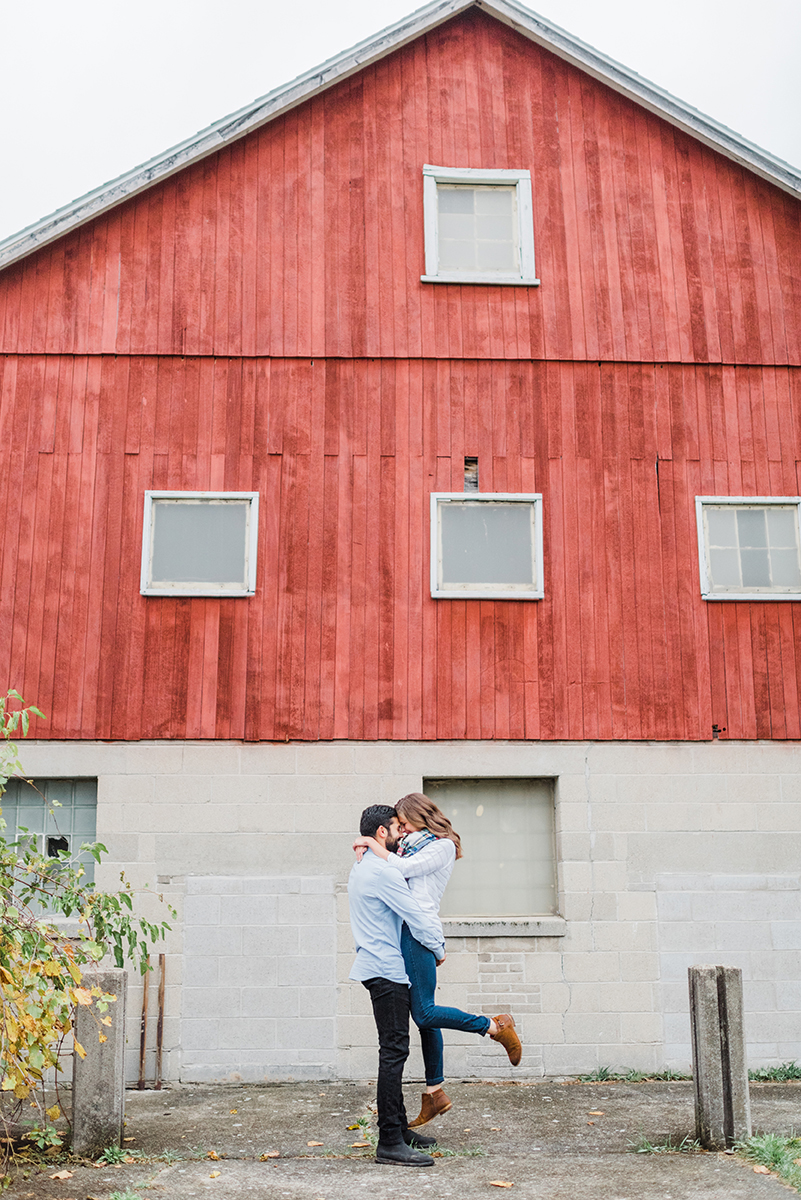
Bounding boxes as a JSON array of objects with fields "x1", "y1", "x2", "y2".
[
  {"x1": 749, "y1": 1062, "x2": 801, "y2": 1082},
  {"x1": 629, "y1": 1133, "x2": 701, "y2": 1154}
]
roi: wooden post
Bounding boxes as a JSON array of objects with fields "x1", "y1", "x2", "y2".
[
  {"x1": 155, "y1": 954, "x2": 166, "y2": 1090},
  {"x1": 689, "y1": 965, "x2": 751, "y2": 1149},
  {"x1": 138, "y1": 956, "x2": 149, "y2": 1090}
]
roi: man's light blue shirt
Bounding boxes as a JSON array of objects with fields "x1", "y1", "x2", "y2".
[{"x1": 348, "y1": 849, "x2": 446, "y2": 984}]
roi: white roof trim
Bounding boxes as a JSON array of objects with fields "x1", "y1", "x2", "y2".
[{"x1": 1, "y1": 0, "x2": 799, "y2": 271}]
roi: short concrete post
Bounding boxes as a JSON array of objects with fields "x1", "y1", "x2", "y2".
[
  {"x1": 72, "y1": 967, "x2": 127, "y2": 1157},
  {"x1": 689, "y1": 965, "x2": 751, "y2": 1149}
]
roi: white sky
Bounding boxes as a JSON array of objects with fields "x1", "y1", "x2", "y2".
[{"x1": 2, "y1": 0, "x2": 799, "y2": 243}]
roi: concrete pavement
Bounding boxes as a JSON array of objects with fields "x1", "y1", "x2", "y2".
[{"x1": 7, "y1": 1080, "x2": 800, "y2": 1199}]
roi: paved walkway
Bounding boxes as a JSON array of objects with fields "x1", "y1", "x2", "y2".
[{"x1": 8, "y1": 1081, "x2": 800, "y2": 1199}]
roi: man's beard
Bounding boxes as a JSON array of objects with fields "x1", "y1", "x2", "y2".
[{"x1": 385, "y1": 834, "x2": 400, "y2": 854}]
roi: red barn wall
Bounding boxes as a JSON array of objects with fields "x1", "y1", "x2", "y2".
[
  {"x1": 0, "y1": 9, "x2": 799, "y2": 365},
  {"x1": 2, "y1": 353, "x2": 800, "y2": 742}
]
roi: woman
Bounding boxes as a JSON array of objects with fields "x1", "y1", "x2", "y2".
[{"x1": 353, "y1": 791, "x2": 521, "y2": 1128}]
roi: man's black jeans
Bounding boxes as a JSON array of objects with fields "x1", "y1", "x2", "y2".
[{"x1": 363, "y1": 977, "x2": 410, "y2": 1146}]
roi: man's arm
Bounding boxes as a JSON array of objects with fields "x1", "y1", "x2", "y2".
[{"x1": 375, "y1": 868, "x2": 445, "y2": 959}]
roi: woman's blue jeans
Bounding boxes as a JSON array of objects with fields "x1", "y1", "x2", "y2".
[{"x1": 401, "y1": 923, "x2": 491, "y2": 1086}]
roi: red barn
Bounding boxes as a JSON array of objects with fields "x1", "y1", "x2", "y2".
[{"x1": 1, "y1": 0, "x2": 800, "y2": 1083}]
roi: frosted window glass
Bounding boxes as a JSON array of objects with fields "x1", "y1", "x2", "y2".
[
  {"x1": 1, "y1": 779, "x2": 98, "y2": 884},
  {"x1": 151, "y1": 500, "x2": 249, "y2": 585},
  {"x1": 437, "y1": 185, "x2": 518, "y2": 275},
  {"x1": 425, "y1": 778, "x2": 556, "y2": 917},
  {"x1": 440, "y1": 501, "x2": 535, "y2": 588},
  {"x1": 737, "y1": 508, "x2": 767, "y2": 547},
  {"x1": 704, "y1": 504, "x2": 801, "y2": 592}
]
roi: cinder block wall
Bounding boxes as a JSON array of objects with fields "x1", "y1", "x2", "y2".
[{"x1": 18, "y1": 739, "x2": 801, "y2": 1082}]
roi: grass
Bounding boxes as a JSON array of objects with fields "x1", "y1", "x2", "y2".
[
  {"x1": 735, "y1": 1132, "x2": 801, "y2": 1193},
  {"x1": 577, "y1": 1067, "x2": 691, "y2": 1083},
  {"x1": 749, "y1": 1062, "x2": 801, "y2": 1082},
  {"x1": 109, "y1": 1192, "x2": 144, "y2": 1200},
  {"x1": 629, "y1": 1133, "x2": 701, "y2": 1154}
]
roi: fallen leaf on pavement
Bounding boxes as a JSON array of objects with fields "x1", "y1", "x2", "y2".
[
  {"x1": 753, "y1": 1165, "x2": 770, "y2": 1174},
  {"x1": 307, "y1": 1140, "x2": 324, "y2": 1146},
  {"x1": 588, "y1": 1111, "x2": 604, "y2": 1116},
  {"x1": 123, "y1": 1136, "x2": 135, "y2": 1141},
  {"x1": 210, "y1": 1169, "x2": 221, "y2": 1178},
  {"x1": 490, "y1": 1127, "x2": 501, "y2": 1131},
  {"x1": 346, "y1": 1124, "x2": 361, "y2": 1130},
  {"x1": 230, "y1": 1109, "x2": 237, "y2": 1114},
  {"x1": 260, "y1": 1151, "x2": 280, "y2": 1159},
  {"x1": 463, "y1": 1128, "x2": 471, "y2": 1132},
  {"x1": 489, "y1": 1182, "x2": 514, "y2": 1188},
  {"x1": 208, "y1": 1150, "x2": 220, "y2": 1160},
  {"x1": 49, "y1": 1171, "x2": 73, "y2": 1180},
  {"x1": 587, "y1": 1121, "x2": 595, "y2": 1126},
  {"x1": 351, "y1": 1141, "x2": 371, "y2": 1148}
]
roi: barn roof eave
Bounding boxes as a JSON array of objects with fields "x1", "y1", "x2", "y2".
[{"x1": 1, "y1": 0, "x2": 799, "y2": 271}]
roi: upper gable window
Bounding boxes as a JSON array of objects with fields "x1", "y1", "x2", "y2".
[
  {"x1": 421, "y1": 165, "x2": 539, "y2": 286},
  {"x1": 141, "y1": 492, "x2": 259, "y2": 596},
  {"x1": 696, "y1": 497, "x2": 801, "y2": 600},
  {"x1": 430, "y1": 493, "x2": 544, "y2": 600}
]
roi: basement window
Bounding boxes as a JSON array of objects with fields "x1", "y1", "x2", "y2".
[
  {"x1": 421, "y1": 165, "x2": 540, "y2": 286},
  {"x1": 1, "y1": 779, "x2": 98, "y2": 884},
  {"x1": 696, "y1": 497, "x2": 801, "y2": 599},
  {"x1": 141, "y1": 492, "x2": 259, "y2": 596},
  {"x1": 430, "y1": 493, "x2": 543, "y2": 599},
  {"x1": 424, "y1": 777, "x2": 562, "y2": 935}
]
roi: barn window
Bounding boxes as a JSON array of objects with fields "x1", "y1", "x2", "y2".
[
  {"x1": 424, "y1": 778, "x2": 557, "y2": 918},
  {"x1": 421, "y1": 166, "x2": 539, "y2": 286},
  {"x1": 1, "y1": 779, "x2": 98, "y2": 885},
  {"x1": 430, "y1": 493, "x2": 544, "y2": 599},
  {"x1": 141, "y1": 492, "x2": 259, "y2": 596},
  {"x1": 696, "y1": 497, "x2": 801, "y2": 599}
]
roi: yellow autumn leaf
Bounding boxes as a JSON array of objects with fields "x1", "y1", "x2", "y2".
[
  {"x1": 210, "y1": 1170, "x2": 221, "y2": 1178},
  {"x1": 46, "y1": 1104, "x2": 61, "y2": 1120},
  {"x1": 489, "y1": 1182, "x2": 514, "y2": 1188},
  {"x1": 73, "y1": 987, "x2": 94, "y2": 1006},
  {"x1": 259, "y1": 1151, "x2": 280, "y2": 1159},
  {"x1": 101, "y1": 1016, "x2": 112, "y2": 1027},
  {"x1": 74, "y1": 1040, "x2": 87, "y2": 1059},
  {"x1": 50, "y1": 1169, "x2": 73, "y2": 1180},
  {"x1": 307, "y1": 1141, "x2": 324, "y2": 1147},
  {"x1": 66, "y1": 960, "x2": 82, "y2": 985},
  {"x1": 43, "y1": 961, "x2": 63, "y2": 977},
  {"x1": 753, "y1": 1165, "x2": 770, "y2": 1174},
  {"x1": 207, "y1": 1150, "x2": 220, "y2": 1160},
  {"x1": 99, "y1": 1033, "x2": 107, "y2": 1043}
]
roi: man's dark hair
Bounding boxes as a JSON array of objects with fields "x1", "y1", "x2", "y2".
[{"x1": 360, "y1": 805, "x2": 397, "y2": 838}]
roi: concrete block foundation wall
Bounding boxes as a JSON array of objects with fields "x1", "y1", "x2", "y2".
[{"x1": 18, "y1": 739, "x2": 801, "y2": 1083}]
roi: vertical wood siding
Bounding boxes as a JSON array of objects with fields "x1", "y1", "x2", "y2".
[
  {"x1": 1, "y1": 10, "x2": 799, "y2": 363},
  {"x1": 1, "y1": 354, "x2": 800, "y2": 742}
]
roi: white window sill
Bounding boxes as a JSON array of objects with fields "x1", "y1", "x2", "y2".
[
  {"x1": 442, "y1": 916, "x2": 566, "y2": 937},
  {"x1": 701, "y1": 591, "x2": 801, "y2": 601},
  {"x1": 421, "y1": 274, "x2": 541, "y2": 287}
]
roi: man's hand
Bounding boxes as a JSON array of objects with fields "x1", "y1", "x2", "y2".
[{"x1": 435, "y1": 953, "x2": 446, "y2": 966}]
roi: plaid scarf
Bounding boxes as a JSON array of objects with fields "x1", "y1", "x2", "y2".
[{"x1": 397, "y1": 828, "x2": 438, "y2": 857}]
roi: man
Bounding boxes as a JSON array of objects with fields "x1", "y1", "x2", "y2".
[{"x1": 348, "y1": 804, "x2": 446, "y2": 1167}]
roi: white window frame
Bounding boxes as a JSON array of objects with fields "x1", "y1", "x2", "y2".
[
  {"x1": 695, "y1": 496, "x2": 801, "y2": 601},
  {"x1": 141, "y1": 491, "x2": 259, "y2": 597},
  {"x1": 430, "y1": 492, "x2": 544, "y2": 600},
  {"x1": 421, "y1": 165, "x2": 540, "y2": 286}
]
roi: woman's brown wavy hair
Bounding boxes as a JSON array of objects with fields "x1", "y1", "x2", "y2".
[{"x1": 395, "y1": 792, "x2": 463, "y2": 860}]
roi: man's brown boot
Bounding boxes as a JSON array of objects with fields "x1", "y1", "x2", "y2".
[
  {"x1": 407, "y1": 1088, "x2": 453, "y2": 1127},
  {"x1": 490, "y1": 1014, "x2": 522, "y2": 1066}
]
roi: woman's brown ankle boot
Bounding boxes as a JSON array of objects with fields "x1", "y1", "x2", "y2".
[{"x1": 407, "y1": 1088, "x2": 453, "y2": 1128}]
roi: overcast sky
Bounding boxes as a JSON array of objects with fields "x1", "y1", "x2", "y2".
[{"x1": 2, "y1": 0, "x2": 799, "y2": 243}]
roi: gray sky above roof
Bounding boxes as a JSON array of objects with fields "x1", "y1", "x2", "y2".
[{"x1": 1, "y1": 0, "x2": 798, "y2": 246}]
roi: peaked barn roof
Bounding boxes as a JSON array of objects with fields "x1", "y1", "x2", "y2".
[{"x1": 2, "y1": 0, "x2": 799, "y2": 271}]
